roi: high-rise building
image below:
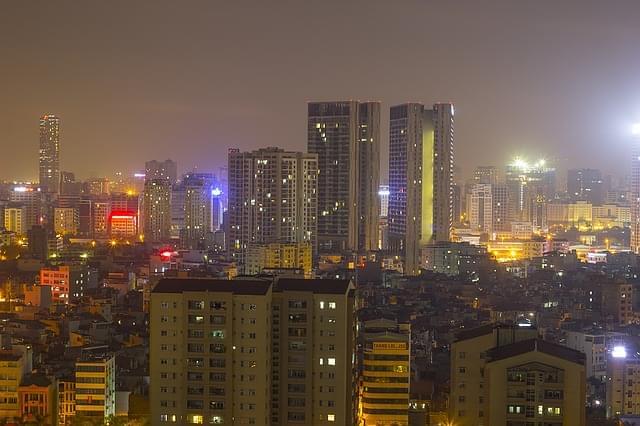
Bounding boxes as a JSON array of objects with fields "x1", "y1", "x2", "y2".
[
  {"x1": 492, "y1": 184, "x2": 510, "y2": 232},
  {"x1": 143, "y1": 179, "x2": 171, "y2": 242},
  {"x1": 182, "y1": 173, "x2": 216, "y2": 249},
  {"x1": 39, "y1": 115, "x2": 60, "y2": 194},
  {"x1": 469, "y1": 184, "x2": 493, "y2": 235},
  {"x1": 308, "y1": 101, "x2": 380, "y2": 254},
  {"x1": 150, "y1": 277, "x2": 356, "y2": 426},
  {"x1": 567, "y1": 168, "x2": 604, "y2": 204},
  {"x1": 606, "y1": 346, "x2": 640, "y2": 419},
  {"x1": 4, "y1": 205, "x2": 27, "y2": 235},
  {"x1": 473, "y1": 166, "x2": 498, "y2": 185},
  {"x1": 92, "y1": 200, "x2": 110, "y2": 238},
  {"x1": 146, "y1": 159, "x2": 178, "y2": 185},
  {"x1": 9, "y1": 185, "x2": 43, "y2": 231},
  {"x1": 53, "y1": 207, "x2": 79, "y2": 236},
  {"x1": 388, "y1": 103, "x2": 454, "y2": 275},
  {"x1": 360, "y1": 319, "x2": 410, "y2": 426},
  {"x1": 228, "y1": 148, "x2": 318, "y2": 267},
  {"x1": 170, "y1": 183, "x2": 186, "y2": 240},
  {"x1": 378, "y1": 185, "x2": 390, "y2": 218},
  {"x1": 505, "y1": 159, "x2": 555, "y2": 225},
  {"x1": 631, "y1": 132, "x2": 640, "y2": 252},
  {"x1": 450, "y1": 323, "x2": 586, "y2": 426}
]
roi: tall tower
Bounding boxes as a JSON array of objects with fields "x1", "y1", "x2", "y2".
[
  {"x1": 143, "y1": 179, "x2": 171, "y2": 242},
  {"x1": 182, "y1": 173, "x2": 216, "y2": 249},
  {"x1": 39, "y1": 114, "x2": 60, "y2": 194},
  {"x1": 227, "y1": 148, "x2": 318, "y2": 264},
  {"x1": 307, "y1": 101, "x2": 380, "y2": 254},
  {"x1": 631, "y1": 126, "x2": 640, "y2": 253},
  {"x1": 388, "y1": 103, "x2": 454, "y2": 275}
]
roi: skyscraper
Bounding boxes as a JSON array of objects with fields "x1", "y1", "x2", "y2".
[
  {"x1": 388, "y1": 103, "x2": 454, "y2": 275},
  {"x1": 39, "y1": 114, "x2": 60, "y2": 194},
  {"x1": 567, "y1": 168, "x2": 604, "y2": 204},
  {"x1": 182, "y1": 173, "x2": 216, "y2": 249},
  {"x1": 307, "y1": 101, "x2": 380, "y2": 254},
  {"x1": 145, "y1": 159, "x2": 178, "y2": 185},
  {"x1": 632, "y1": 132, "x2": 640, "y2": 253},
  {"x1": 469, "y1": 183, "x2": 493, "y2": 235},
  {"x1": 227, "y1": 148, "x2": 318, "y2": 267},
  {"x1": 143, "y1": 179, "x2": 171, "y2": 242}
]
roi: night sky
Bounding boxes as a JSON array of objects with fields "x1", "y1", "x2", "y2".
[{"x1": 2, "y1": 0, "x2": 640, "y2": 184}]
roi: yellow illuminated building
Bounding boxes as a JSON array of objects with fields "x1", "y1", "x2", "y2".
[
  {"x1": 361, "y1": 319, "x2": 410, "y2": 426},
  {"x1": 485, "y1": 240, "x2": 544, "y2": 262},
  {"x1": 450, "y1": 323, "x2": 585, "y2": 426},
  {"x1": 245, "y1": 242, "x2": 312, "y2": 277},
  {"x1": 75, "y1": 353, "x2": 115, "y2": 420},
  {"x1": 0, "y1": 351, "x2": 27, "y2": 419}
]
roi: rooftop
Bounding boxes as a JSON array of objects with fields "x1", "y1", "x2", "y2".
[
  {"x1": 487, "y1": 338, "x2": 585, "y2": 365},
  {"x1": 152, "y1": 278, "x2": 272, "y2": 295},
  {"x1": 275, "y1": 278, "x2": 352, "y2": 294}
]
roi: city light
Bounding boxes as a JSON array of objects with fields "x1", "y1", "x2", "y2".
[
  {"x1": 378, "y1": 188, "x2": 390, "y2": 196},
  {"x1": 612, "y1": 346, "x2": 627, "y2": 359},
  {"x1": 211, "y1": 188, "x2": 223, "y2": 197},
  {"x1": 511, "y1": 157, "x2": 529, "y2": 170}
]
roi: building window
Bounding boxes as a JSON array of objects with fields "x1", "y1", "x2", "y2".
[
  {"x1": 328, "y1": 302, "x2": 336, "y2": 309},
  {"x1": 327, "y1": 414, "x2": 335, "y2": 422}
]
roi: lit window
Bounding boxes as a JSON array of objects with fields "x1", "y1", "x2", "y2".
[
  {"x1": 328, "y1": 414, "x2": 335, "y2": 422},
  {"x1": 328, "y1": 302, "x2": 336, "y2": 309},
  {"x1": 319, "y1": 358, "x2": 324, "y2": 365},
  {"x1": 319, "y1": 301, "x2": 325, "y2": 309},
  {"x1": 328, "y1": 358, "x2": 336, "y2": 366}
]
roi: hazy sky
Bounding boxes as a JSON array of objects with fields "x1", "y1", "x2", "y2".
[{"x1": 2, "y1": 0, "x2": 640, "y2": 184}]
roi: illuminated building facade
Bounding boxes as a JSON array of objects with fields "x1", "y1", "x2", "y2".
[
  {"x1": 632, "y1": 130, "x2": 640, "y2": 252},
  {"x1": 360, "y1": 319, "x2": 410, "y2": 426},
  {"x1": 244, "y1": 242, "x2": 313, "y2": 277},
  {"x1": 109, "y1": 212, "x2": 137, "y2": 239},
  {"x1": 0, "y1": 351, "x2": 28, "y2": 419},
  {"x1": 307, "y1": 101, "x2": 380, "y2": 253},
  {"x1": 54, "y1": 207, "x2": 79, "y2": 235},
  {"x1": 505, "y1": 159, "x2": 555, "y2": 225},
  {"x1": 388, "y1": 103, "x2": 454, "y2": 275},
  {"x1": 143, "y1": 179, "x2": 171, "y2": 242},
  {"x1": 9, "y1": 186, "x2": 43, "y2": 231},
  {"x1": 74, "y1": 353, "x2": 116, "y2": 420},
  {"x1": 4, "y1": 205, "x2": 27, "y2": 236},
  {"x1": 92, "y1": 200, "x2": 110, "y2": 238},
  {"x1": 39, "y1": 114, "x2": 60, "y2": 194},
  {"x1": 228, "y1": 148, "x2": 318, "y2": 265}
]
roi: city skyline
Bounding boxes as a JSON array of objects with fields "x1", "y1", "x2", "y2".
[{"x1": 3, "y1": 1, "x2": 640, "y2": 182}]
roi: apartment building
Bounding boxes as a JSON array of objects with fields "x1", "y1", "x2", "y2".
[
  {"x1": 150, "y1": 277, "x2": 356, "y2": 425},
  {"x1": 450, "y1": 323, "x2": 586, "y2": 426}
]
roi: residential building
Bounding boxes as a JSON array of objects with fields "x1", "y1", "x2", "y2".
[
  {"x1": 227, "y1": 148, "x2": 318, "y2": 264},
  {"x1": 450, "y1": 323, "x2": 585, "y2": 426},
  {"x1": 143, "y1": 179, "x2": 171, "y2": 242},
  {"x1": 244, "y1": 242, "x2": 313, "y2": 277},
  {"x1": 469, "y1": 183, "x2": 493, "y2": 235},
  {"x1": 54, "y1": 207, "x2": 79, "y2": 236},
  {"x1": 150, "y1": 277, "x2": 356, "y2": 425},
  {"x1": 182, "y1": 173, "x2": 216, "y2": 249},
  {"x1": 0, "y1": 350, "x2": 29, "y2": 419},
  {"x1": 307, "y1": 101, "x2": 380, "y2": 254}
]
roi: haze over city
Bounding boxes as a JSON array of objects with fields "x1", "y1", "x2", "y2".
[{"x1": 3, "y1": 0, "x2": 640, "y2": 182}]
